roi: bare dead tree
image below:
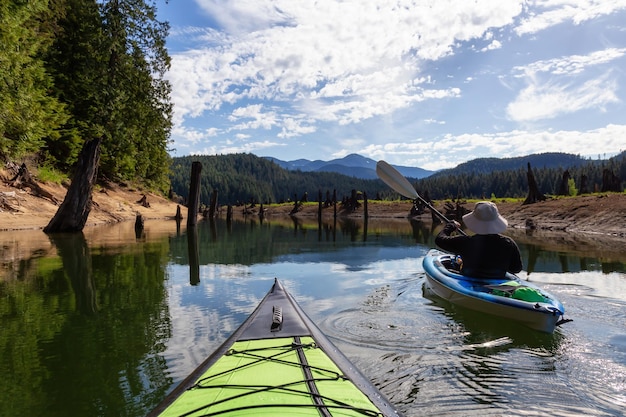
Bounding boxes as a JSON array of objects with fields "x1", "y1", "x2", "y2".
[
  {"x1": 523, "y1": 162, "x2": 546, "y2": 205},
  {"x1": 44, "y1": 138, "x2": 102, "y2": 233}
]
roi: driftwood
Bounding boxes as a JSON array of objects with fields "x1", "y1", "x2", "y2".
[
  {"x1": 409, "y1": 190, "x2": 430, "y2": 217},
  {"x1": 7, "y1": 163, "x2": 60, "y2": 205},
  {"x1": 340, "y1": 189, "x2": 361, "y2": 213},
  {"x1": 443, "y1": 199, "x2": 470, "y2": 221},
  {"x1": 136, "y1": 194, "x2": 150, "y2": 207},
  {"x1": 0, "y1": 191, "x2": 22, "y2": 212},
  {"x1": 290, "y1": 198, "x2": 303, "y2": 215}
]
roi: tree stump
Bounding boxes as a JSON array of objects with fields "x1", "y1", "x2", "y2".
[
  {"x1": 137, "y1": 194, "x2": 150, "y2": 207},
  {"x1": 226, "y1": 205, "x2": 233, "y2": 222},
  {"x1": 134, "y1": 214, "x2": 145, "y2": 238},
  {"x1": 45, "y1": 137, "x2": 102, "y2": 233},
  {"x1": 601, "y1": 168, "x2": 621, "y2": 192},
  {"x1": 579, "y1": 174, "x2": 589, "y2": 194},
  {"x1": 208, "y1": 189, "x2": 218, "y2": 218},
  {"x1": 187, "y1": 161, "x2": 202, "y2": 227},
  {"x1": 557, "y1": 170, "x2": 570, "y2": 196},
  {"x1": 523, "y1": 162, "x2": 546, "y2": 205}
]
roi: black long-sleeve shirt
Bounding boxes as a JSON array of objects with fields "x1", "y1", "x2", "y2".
[{"x1": 435, "y1": 223, "x2": 523, "y2": 278}]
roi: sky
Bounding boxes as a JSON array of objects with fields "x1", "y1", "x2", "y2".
[{"x1": 156, "y1": 0, "x2": 626, "y2": 170}]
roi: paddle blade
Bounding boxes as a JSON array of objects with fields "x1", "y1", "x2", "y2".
[{"x1": 376, "y1": 160, "x2": 419, "y2": 200}]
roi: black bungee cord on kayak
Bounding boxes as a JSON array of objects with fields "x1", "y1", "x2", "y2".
[
  {"x1": 192, "y1": 341, "x2": 345, "y2": 385},
  {"x1": 182, "y1": 337, "x2": 384, "y2": 417}
]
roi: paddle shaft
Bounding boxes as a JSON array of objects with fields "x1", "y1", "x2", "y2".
[{"x1": 376, "y1": 160, "x2": 467, "y2": 236}]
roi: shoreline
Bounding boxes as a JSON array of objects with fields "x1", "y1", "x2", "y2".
[
  {"x1": 2, "y1": 178, "x2": 625, "y2": 238},
  {"x1": 2, "y1": 181, "x2": 626, "y2": 266}
]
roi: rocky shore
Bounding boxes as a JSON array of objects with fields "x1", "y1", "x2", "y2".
[
  {"x1": 255, "y1": 193, "x2": 626, "y2": 238},
  {"x1": 2, "y1": 175, "x2": 625, "y2": 239}
]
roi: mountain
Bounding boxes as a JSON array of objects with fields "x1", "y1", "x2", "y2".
[
  {"x1": 429, "y1": 152, "x2": 598, "y2": 178},
  {"x1": 264, "y1": 153, "x2": 435, "y2": 179}
]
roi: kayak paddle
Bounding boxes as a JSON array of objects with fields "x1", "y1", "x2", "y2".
[{"x1": 376, "y1": 160, "x2": 467, "y2": 235}]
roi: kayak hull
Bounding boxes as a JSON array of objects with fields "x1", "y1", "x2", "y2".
[
  {"x1": 149, "y1": 278, "x2": 402, "y2": 417},
  {"x1": 423, "y1": 249, "x2": 566, "y2": 333}
]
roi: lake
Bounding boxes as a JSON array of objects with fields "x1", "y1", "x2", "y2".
[{"x1": 0, "y1": 216, "x2": 624, "y2": 416}]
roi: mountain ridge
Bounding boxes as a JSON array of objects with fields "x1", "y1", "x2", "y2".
[
  {"x1": 263, "y1": 151, "x2": 607, "y2": 180},
  {"x1": 264, "y1": 153, "x2": 434, "y2": 179}
]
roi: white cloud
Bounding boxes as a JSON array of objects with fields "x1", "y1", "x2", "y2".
[
  {"x1": 161, "y1": 0, "x2": 626, "y2": 168},
  {"x1": 194, "y1": 139, "x2": 285, "y2": 156},
  {"x1": 481, "y1": 39, "x2": 502, "y2": 52},
  {"x1": 515, "y1": 0, "x2": 626, "y2": 36},
  {"x1": 365, "y1": 124, "x2": 626, "y2": 170},
  {"x1": 507, "y1": 74, "x2": 619, "y2": 122},
  {"x1": 514, "y1": 48, "x2": 626, "y2": 77},
  {"x1": 229, "y1": 104, "x2": 278, "y2": 130},
  {"x1": 168, "y1": 0, "x2": 526, "y2": 132},
  {"x1": 278, "y1": 117, "x2": 317, "y2": 138},
  {"x1": 506, "y1": 48, "x2": 624, "y2": 122}
]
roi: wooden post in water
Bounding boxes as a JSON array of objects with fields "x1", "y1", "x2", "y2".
[
  {"x1": 318, "y1": 189, "x2": 322, "y2": 220},
  {"x1": 187, "y1": 162, "x2": 202, "y2": 226},
  {"x1": 363, "y1": 192, "x2": 368, "y2": 241},
  {"x1": 187, "y1": 226, "x2": 200, "y2": 285},
  {"x1": 134, "y1": 214, "x2": 144, "y2": 239},
  {"x1": 363, "y1": 192, "x2": 368, "y2": 218},
  {"x1": 208, "y1": 189, "x2": 218, "y2": 218},
  {"x1": 226, "y1": 205, "x2": 233, "y2": 222}
]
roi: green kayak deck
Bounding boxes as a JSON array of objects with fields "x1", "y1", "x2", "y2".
[{"x1": 148, "y1": 279, "x2": 402, "y2": 417}]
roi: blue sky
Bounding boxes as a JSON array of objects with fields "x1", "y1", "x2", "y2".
[{"x1": 156, "y1": 0, "x2": 626, "y2": 170}]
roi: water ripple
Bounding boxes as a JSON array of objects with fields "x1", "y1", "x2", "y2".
[{"x1": 322, "y1": 278, "x2": 623, "y2": 416}]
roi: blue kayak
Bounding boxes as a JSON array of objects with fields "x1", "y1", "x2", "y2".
[{"x1": 423, "y1": 249, "x2": 569, "y2": 333}]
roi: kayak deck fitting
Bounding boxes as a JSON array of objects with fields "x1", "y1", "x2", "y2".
[{"x1": 148, "y1": 278, "x2": 402, "y2": 417}]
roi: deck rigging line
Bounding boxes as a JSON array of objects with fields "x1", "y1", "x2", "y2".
[{"x1": 182, "y1": 338, "x2": 383, "y2": 417}]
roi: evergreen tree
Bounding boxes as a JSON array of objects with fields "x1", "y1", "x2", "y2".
[
  {"x1": 46, "y1": 0, "x2": 172, "y2": 232},
  {"x1": 45, "y1": 0, "x2": 172, "y2": 188},
  {"x1": 97, "y1": 0, "x2": 172, "y2": 190},
  {"x1": 0, "y1": 0, "x2": 68, "y2": 160},
  {"x1": 44, "y1": 0, "x2": 107, "y2": 169}
]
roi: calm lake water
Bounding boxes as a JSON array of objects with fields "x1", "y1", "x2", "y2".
[{"x1": 1, "y1": 216, "x2": 625, "y2": 416}]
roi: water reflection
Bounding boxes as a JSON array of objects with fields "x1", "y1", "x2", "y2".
[
  {"x1": 421, "y1": 283, "x2": 563, "y2": 351},
  {"x1": 48, "y1": 233, "x2": 97, "y2": 315},
  {"x1": 187, "y1": 225, "x2": 200, "y2": 285},
  {"x1": 0, "y1": 217, "x2": 625, "y2": 417}
]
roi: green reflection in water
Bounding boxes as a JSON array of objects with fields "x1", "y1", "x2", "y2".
[
  {"x1": 0, "y1": 231, "x2": 173, "y2": 417},
  {"x1": 0, "y1": 216, "x2": 624, "y2": 417}
]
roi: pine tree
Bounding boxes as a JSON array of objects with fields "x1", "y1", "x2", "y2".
[
  {"x1": 45, "y1": 0, "x2": 172, "y2": 232},
  {"x1": 0, "y1": 0, "x2": 68, "y2": 160}
]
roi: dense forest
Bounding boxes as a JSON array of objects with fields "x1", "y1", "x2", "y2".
[
  {"x1": 169, "y1": 154, "x2": 388, "y2": 206},
  {"x1": 1, "y1": 0, "x2": 172, "y2": 191},
  {"x1": 169, "y1": 152, "x2": 626, "y2": 207},
  {"x1": 415, "y1": 151, "x2": 626, "y2": 200}
]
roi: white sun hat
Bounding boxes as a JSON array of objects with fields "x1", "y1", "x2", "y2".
[{"x1": 462, "y1": 201, "x2": 508, "y2": 234}]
